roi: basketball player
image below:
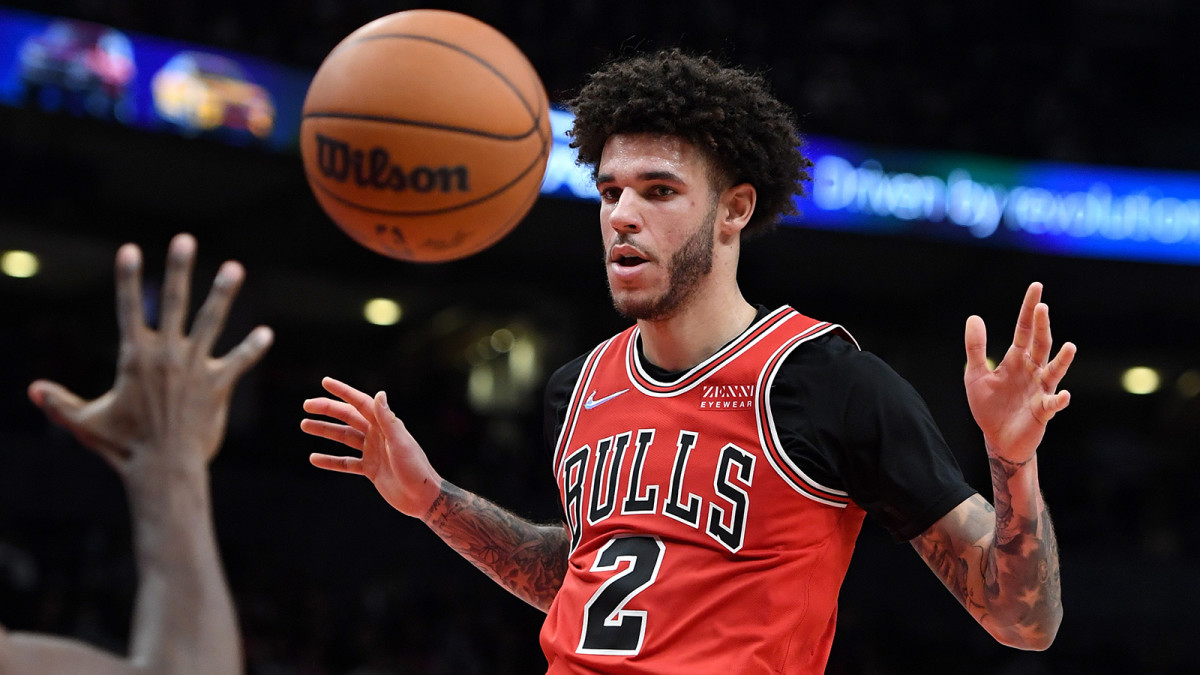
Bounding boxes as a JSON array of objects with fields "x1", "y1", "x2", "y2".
[
  {"x1": 302, "y1": 49, "x2": 1074, "y2": 673},
  {"x1": 0, "y1": 233, "x2": 272, "y2": 674}
]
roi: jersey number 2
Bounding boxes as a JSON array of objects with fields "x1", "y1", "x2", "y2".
[{"x1": 578, "y1": 536, "x2": 666, "y2": 655}]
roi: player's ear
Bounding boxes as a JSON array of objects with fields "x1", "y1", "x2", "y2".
[{"x1": 719, "y1": 183, "x2": 756, "y2": 237}]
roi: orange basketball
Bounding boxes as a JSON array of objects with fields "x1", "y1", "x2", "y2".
[{"x1": 300, "y1": 10, "x2": 552, "y2": 262}]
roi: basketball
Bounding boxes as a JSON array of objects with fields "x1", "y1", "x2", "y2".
[{"x1": 300, "y1": 10, "x2": 552, "y2": 262}]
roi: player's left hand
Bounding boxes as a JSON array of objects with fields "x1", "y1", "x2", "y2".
[{"x1": 964, "y1": 282, "x2": 1076, "y2": 466}]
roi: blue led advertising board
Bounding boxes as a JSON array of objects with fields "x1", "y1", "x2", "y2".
[
  {"x1": 5, "y1": 5, "x2": 1200, "y2": 266},
  {"x1": 800, "y1": 136, "x2": 1200, "y2": 266},
  {"x1": 544, "y1": 112, "x2": 1200, "y2": 266},
  {"x1": 0, "y1": 5, "x2": 311, "y2": 151}
]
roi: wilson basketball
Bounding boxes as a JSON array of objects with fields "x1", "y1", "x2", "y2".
[{"x1": 300, "y1": 10, "x2": 552, "y2": 262}]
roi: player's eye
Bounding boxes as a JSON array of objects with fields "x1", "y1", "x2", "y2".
[
  {"x1": 598, "y1": 187, "x2": 621, "y2": 203},
  {"x1": 649, "y1": 185, "x2": 676, "y2": 198}
]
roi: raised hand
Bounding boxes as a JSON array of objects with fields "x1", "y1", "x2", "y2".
[
  {"x1": 302, "y1": 377, "x2": 443, "y2": 518},
  {"x1": 27, "y1": 233, "x2": 273, "y2": 476},
  {"x1": 6, "y1": 233, "x2": 271, "y2": 675},
  {"x1": 963, "y1": 282, "x2": 1076, "y2": 466}
]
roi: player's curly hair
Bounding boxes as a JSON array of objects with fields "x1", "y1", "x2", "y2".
[{"x1": 567, "y1": 48, "x2": 811, "y2": 239}]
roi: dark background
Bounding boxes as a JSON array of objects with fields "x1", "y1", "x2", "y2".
[{"x1": 2, "y1": 1, "x2": 1198, "y2": 673}]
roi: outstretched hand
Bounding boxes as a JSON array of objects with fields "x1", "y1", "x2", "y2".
[
  {"x1": 302, "y1": 377, "x2": 443, "y2": 519},
  {"x1": 964, "y1": 282, "x2": 1076, "y2": 465},
  {"x1": 26, "y1": 233, "x2": 273, "y2": 477}
]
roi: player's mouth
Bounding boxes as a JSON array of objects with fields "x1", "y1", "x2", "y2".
[{"x1": 609, "y1": 244, "x2": 651, "y2": 280}]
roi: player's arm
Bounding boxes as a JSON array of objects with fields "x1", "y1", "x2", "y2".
[
  {"x1": 303, "y1": 378, "x2": 569, "y2": 612},
  {"x1": 912, "y1": 474, "x2": 1060, "y2": 650},
  {"x1": 911, "y1": 282, "x2": 1073, "y2": 651},
  {"x1": 425, "y1": 483, "x2": 570, "y2": 611},
  {"x1": 0, "y1": 629, "x2": 130, "y2": 675},
  {"x1": 2, "y1": 234, "x2": 271, "y2": 675}
]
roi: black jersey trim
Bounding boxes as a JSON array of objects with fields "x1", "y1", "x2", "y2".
[
  {"x1": 756, "y1": 324, "x2": 858, "y2": 506},
  {"x1": 554, "y1": 336, "x2": 617, "y2": 474}
]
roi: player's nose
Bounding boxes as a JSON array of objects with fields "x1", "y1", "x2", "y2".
[{"x1": 607, "y1": 188, "x2": 642, "y2": 233}]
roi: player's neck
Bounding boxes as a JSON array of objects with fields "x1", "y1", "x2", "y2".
[{"x1": 637, "y1": 286, "x2": 756, "y2": 373}]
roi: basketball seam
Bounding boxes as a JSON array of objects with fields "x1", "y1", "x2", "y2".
[
  {"x1": 342, "y1": 33, "x2": 540, "y2": 121},
  {"x1": 457, "y1": 174, "x2": 542, "y2": 256},
  {"x1": 302, "y1": 112, "x2": 540, "y2": 141}
]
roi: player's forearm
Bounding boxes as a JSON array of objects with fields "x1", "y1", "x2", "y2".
[
  {"x1": 123, "y1": 455, "x2": 242, "y2": 675},
  {"x1": 981, "y1": 449, "x2": 1062, "y2": 650},
  {"x1": 423, "y1": 481, "x2": 568, "y2": 612}
]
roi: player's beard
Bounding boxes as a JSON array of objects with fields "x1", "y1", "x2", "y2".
[{"x1": 609, "y1": 201, "x2": 716, "y2": 321}]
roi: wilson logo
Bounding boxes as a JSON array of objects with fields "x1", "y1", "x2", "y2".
[
  {"x1": 698, "y1": 384, "x2": 755, "y2": 410},
  {"x1": 315, "y1": 134, "x2": 470, "y2": 193}
]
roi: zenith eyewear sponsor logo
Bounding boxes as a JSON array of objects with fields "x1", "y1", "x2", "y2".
[
  {"x1": 698, "y1": 384, "x2": 755, "y2": 410},
  {"x1": 584, "y1": 389, "x2": 629, "y2": 409}
]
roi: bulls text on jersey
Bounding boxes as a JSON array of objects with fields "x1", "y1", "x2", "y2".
[{"x1": 559, "y1": 428, "x2": 755, "y2": 554}]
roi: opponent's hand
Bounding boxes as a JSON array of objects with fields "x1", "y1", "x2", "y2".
[
  {"x1": 302, "y1": 377, "x2": 443, "y2": 518},
  {"x1": 26, "y1": 233, "x2": 273, "y2": 476},
  {"x1": 964, "y1": 282, "x2": 1076, "y2": 466}
]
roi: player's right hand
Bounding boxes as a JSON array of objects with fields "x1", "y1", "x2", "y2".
[{"x1": 302, "y1": 377, "x2": 444, "y2": 519}]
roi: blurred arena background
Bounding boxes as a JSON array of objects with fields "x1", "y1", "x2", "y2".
[{"x1": 1, "y1": 1, "x2": 1197, "y2": 672}]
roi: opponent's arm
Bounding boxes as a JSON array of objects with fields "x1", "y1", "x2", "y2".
[
  {"x1": 302, "y1": 378, "x2": 568, "y2": 612},
  {"x1": 0, "y1": 630, "x2": 129, "y2": 675},
  {"x1": 1, "y1": 234, "x2": 272, "y2": 675},
  {"x1": 912, "y1": 282, "x2": 1073, "y2": 650}
]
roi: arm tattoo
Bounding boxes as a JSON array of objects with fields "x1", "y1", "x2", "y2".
[
  {"x1": 987, "y1": 456, "x2": 1062, "y2": 631},
  {"x1": 912, "y1": 496, "x2": 993, "y2": 614},
  {"x1": 989, "y1": 454, "x2": 1022, "y2": 545},
  {"x1": 425, "y1": 482, "x2": 569, "y2": 612},
  {"x1": 914, "y1": 462, "x2": 1063, "y2": 649}
]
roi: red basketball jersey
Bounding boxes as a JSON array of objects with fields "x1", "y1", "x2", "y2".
[{"x1": 540, "y1": 307, "x2": 867, "y2": 674}]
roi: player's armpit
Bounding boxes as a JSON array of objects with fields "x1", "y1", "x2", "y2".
[
  {"x1": 425, "y1": 481, "x2": 569, "y2": 612},
  {"x1": 910, "y1": 493, "x2": 1061, "y2": 651}
]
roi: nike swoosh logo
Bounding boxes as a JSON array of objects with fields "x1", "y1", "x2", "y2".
[{"x1": 583, "y1": 388, "x2": 629, "y2": 409}]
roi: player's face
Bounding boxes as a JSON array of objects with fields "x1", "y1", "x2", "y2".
[{"x1": 596, "y1": 133, "x2": 720, "y2": 321}]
